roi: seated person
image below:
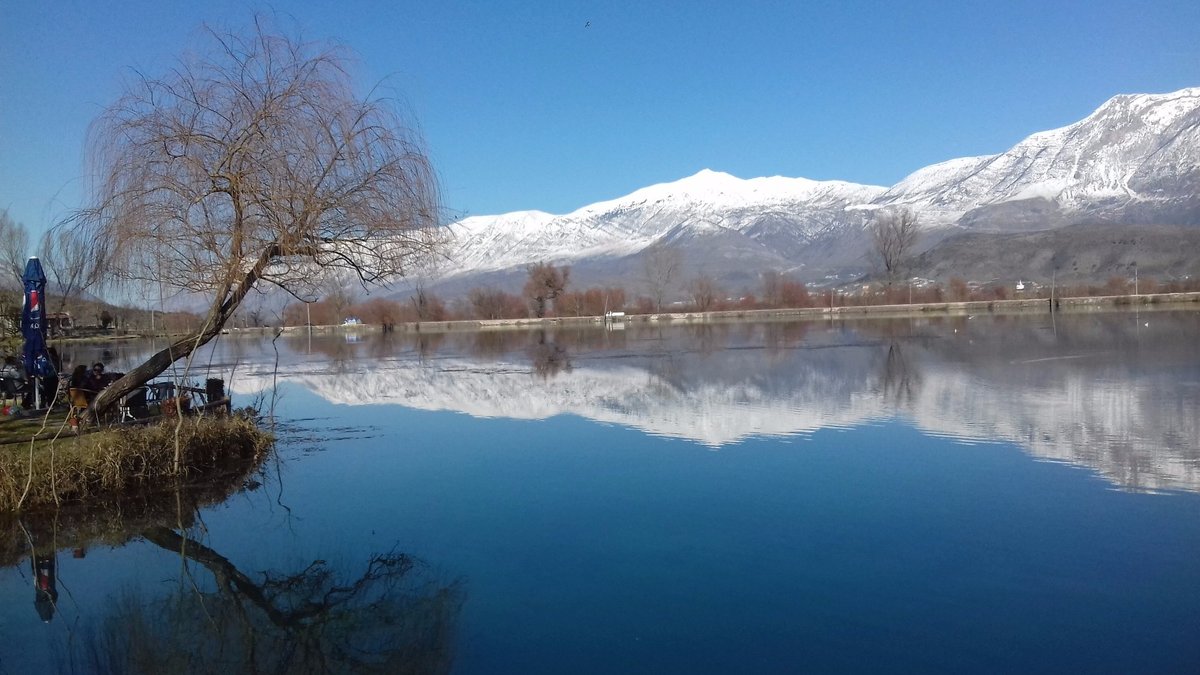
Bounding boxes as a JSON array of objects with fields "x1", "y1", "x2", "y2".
[
  {"x1": 0, "y1": 356, "x2": 24, "y2": 402},
  {"x1": 0, "y1": 356, "x2": 25, "y2": 384},
  {"x1": 69, "y1": 365, "x2": 98, "y2": 403},
  {"x1": 86, "y1": 363, "x2": 109, "y2": 390}
]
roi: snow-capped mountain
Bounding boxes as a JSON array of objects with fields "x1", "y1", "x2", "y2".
[
  {"x1": 875, "y1": 87, "x2": 1200, "y2": 229},
  {"x1": 432, "y1": 87, "x2": 1200, "y2": 289},
  {"x1": 445, "y1": 169, "x2": 885, "y2": 277}
]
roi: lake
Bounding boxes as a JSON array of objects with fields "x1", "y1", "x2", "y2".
[{"x1": 2, "y1": 310, "x2": 1198, "y2": 673}]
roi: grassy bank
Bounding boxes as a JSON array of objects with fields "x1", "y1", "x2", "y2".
[{"x1": 0, "y1": 416, "x2": 273, "y2": 513}]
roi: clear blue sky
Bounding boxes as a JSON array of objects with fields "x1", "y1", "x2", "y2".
[{"x1": 2, "y1": 0, "x2": 1198, "y2": 241}]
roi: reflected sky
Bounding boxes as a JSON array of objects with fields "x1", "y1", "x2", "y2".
[{"x1": 4, "y1": 310, "x2": 1199, "y2": 673}]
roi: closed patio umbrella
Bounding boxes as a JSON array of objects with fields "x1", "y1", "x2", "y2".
[{"x1": 21, "y1": 257, "x2": 55, "y2": 409}]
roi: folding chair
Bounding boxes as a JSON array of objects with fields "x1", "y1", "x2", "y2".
[
  {"x1": 119, "y1": 387, "x2": 148, "y2": 422},
  {"x1": 67, "y1": 388, "x2": 91, "y2": 431}
]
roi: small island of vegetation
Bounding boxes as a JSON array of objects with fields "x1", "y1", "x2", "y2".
[{"x1": 1, "y1": 19, "x2": 442, "y2": 514}]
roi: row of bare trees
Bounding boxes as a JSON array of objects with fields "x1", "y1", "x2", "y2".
[{"x1": 0, "y1": 209, "x2": 108, "y2": 320}]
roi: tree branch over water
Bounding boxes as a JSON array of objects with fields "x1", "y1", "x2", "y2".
[{"x1": 71, "y1": 17, "x2": 443, "y2": 419}]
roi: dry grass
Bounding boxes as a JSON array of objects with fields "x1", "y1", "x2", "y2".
[{"x1": 0, "y1": 416, "x2": 273, "y2": 513}]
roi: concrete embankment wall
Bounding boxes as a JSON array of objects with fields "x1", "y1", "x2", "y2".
[
  {"x1": 275, "y1": 292, "x2": 1200, "y2": 336},
  {"x1": 407, "y1": 291, "x2": 1200, "y2": 333}
]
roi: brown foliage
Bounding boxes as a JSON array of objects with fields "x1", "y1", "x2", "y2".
[
  {"x1": 948, "y1": 277, "x2": 969, "y2": 302},
  {"x1": 356, "y1": 297, "x2": 404, "y2": 326},
  {"x1": 407, "y1": 289, "x2": 447, "y2": 322},
  {"x1": 759, "y1": 271, "x2": 811, "y2": 309},
  {"x1": 557, "y1": 287, "x2": 626, "y2": 317},
  {"x1": 468, "y1": 288, "x2": 526, "y2": 320},
  {"x1": 779, "y1": 279, "x2": 811, "y2": 308},
  {"x1": 633, "y1": 296, "x2": 657, "y2": 315},
  {"x1": 688, "y1": 274, "x2": 720, "y2": 311},
  {"x1": 523, "y1": 262, "x2": 570, "y2": 318},
  {"x1": 1105, "y1": 276, "x2": 1130, "y2": 295}
]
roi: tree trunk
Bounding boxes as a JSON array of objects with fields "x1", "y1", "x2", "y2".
[
  {"x1": 88, "y1": 244, "x2": 277, "y2": 419},
  {"x1": 88, "y1": 323, "x2": 225, "y2": 419}
]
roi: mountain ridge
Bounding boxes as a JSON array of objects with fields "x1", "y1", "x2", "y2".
[{"x1": 428, "y1": 87, "x2": 1200, "y2": 293}]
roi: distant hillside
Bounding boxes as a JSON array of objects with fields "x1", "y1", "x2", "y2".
[
  {"x1": 378, "y1": 87, "x2": 1200, "y2": 301},
  {"x1": 908, "y1": 223, "x2": 1200, "y2": 285}
]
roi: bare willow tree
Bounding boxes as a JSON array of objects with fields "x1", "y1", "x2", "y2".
[
  {"x1": 0, "y1": 209, "x2": 29, "y2": 290},
  {"x1": 688, "y1": 272, "x2": 719, "y2": 311},
  {"x1": 641, "y1": 245, "x2": 683, "y2": 312},
  {"x1": 322, "y1": 277, "x2": 357, "y2": 324},
  {"x1": 523, "y1": 261, "x2": 569, "y2": 318},
  {"x1": 870, "y1": 207, "x2": 919, "y2": 284},
  {"x1": 39, "y1": 225, "x2": 106, "y2": 315},
  {"x1": 72, "y1": 20, "x2": 441, "y2": 417},
  {"x1": 408, "y1": 252, "x2": 443, "y2": 322},
  {"x1": 0, "y1": 210, "x2": 29, "y2": 320}
]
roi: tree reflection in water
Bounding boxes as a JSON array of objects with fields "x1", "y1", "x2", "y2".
[
  {"x1": 879, "y1": 342, "x2": 922, "y2": 409},
  {"x1": 61, "y1": 528, "x2": 463, "y2": 675},
  {"x1": 0, "y1": 459, "x2": 464, "y2": 674},
  {"x1": 529, "y1": 331, "x2": 571, "y2": 379}
]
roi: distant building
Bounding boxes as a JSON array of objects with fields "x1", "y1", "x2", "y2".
[{"x1": 47, "y1": 312, "x2": 73, "y2": 335}]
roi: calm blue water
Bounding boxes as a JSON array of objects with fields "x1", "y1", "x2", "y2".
[{"x1": 2, "y1": 311, "x2": 1198, "y2": 673}]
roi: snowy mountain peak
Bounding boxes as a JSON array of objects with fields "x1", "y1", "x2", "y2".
[
  {"x1": 874, "y1": 87, "x2": 1200, "y2": 228},
  {"x1": 454, "y1": 209, "x2": 555, "y2": 234},
  {"x1": 571, "y1": 169, "x2": 883, "y2": 218},
  {"x1": 434, "y1": 86, "x2": 1200, "y2": 286}
]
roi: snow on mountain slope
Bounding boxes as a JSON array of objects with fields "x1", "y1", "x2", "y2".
[
  {"x1": 874, "y1": 87, "x2": 1200, "y2": 227},
  {"x1": 443, "y1": 169, "x2": 886, "y2": 276},
  {"x1": 442, "y1": 210, "x2": 558, "y2": 271},
  {"x1": 433, "y1": 87, "x2": 1200, "y2": 284}
]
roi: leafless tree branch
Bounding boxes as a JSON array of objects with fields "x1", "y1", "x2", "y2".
[
  {"x1": 871, "y1": 207, "x2": 919, "y2": 284},
  {"x1": 72, "y1": 18, "x2": 442, "y2": 419}
]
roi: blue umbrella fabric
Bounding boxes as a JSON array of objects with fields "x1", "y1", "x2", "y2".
[{"x1": 21, "y1": 257, "x2": 54, "y2": 405}]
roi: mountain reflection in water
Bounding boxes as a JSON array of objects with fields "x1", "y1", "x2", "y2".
[
  {"x1": 2, "y1": 310, "x2": 1196, "y2": 674},
  {"x1": 233, "y1": 312, "x2": 1200, "y2": 493}
]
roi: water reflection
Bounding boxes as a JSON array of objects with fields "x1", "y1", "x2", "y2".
[
  {"x1": 226, "y1": 311, "x2": 1200, "y2": 493},
  {"x1": 878, "y1": 342, "x2": 921, "y2": 408},
  {"x1": 1, "y1": 466, "x2": 463, "y2": 673},
  {"x1": 32, "y1": 551, "x2": 57, "y2": 622},
  {"x1": 529, "y1": 331, "x2": 572, "y2": 379},
  {"x1": 77, "y1": 531, "x2": 461, "y2": 675}
]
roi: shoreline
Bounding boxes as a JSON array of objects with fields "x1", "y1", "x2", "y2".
[
  {"x1": 273, "y1": 290, "x2": 1200, "y2": 335},
  {"x1": 0, "y1": 415, "x2": 272, "y2": 514}
]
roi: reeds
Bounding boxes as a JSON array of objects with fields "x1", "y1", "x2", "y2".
[{"x1": 0, "y1": 416, "x2": 273, "y2": 513}]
